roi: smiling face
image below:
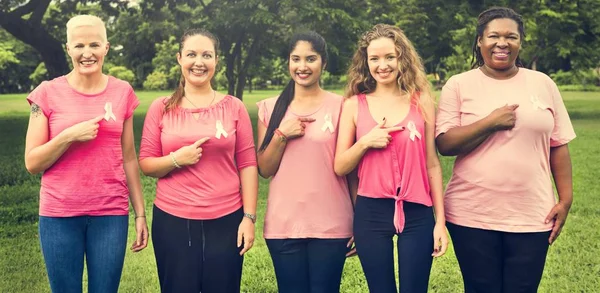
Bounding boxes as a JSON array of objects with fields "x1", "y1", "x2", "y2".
[
  {"x1": 478, "y1": 18, "x2": 521, "y2": 71},
  {"x1": 366, "y1": 37, "x2": 399, "y2": 87},
  {"x1": 177, "y1": 35, "x2": 217, "y2": 88},
  {"x1": 66, "y1": 25, "x2": 109, "y2": 76},
  {"x1": 289, "y1": 41, "x2": 323, "y2": 88}
]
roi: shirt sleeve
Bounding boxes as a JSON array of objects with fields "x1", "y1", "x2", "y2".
[
  {"x1": 235, "y1": 100, "x2": 257, "y2": 170},
  {"x1": 435, "y1": 77, "x2": 461, "y2": 137},
  {"x1": 139, "y1": 98, "x2": 166, "y2": 159},
  {"x1": 256, "y1": 99, "x2": 270, "y2": 126},
  {"x1": 548, "y1": 80, "x2": 576, "y2": 147},
  {"x1": 26, "y1": 81, "x2": 51, "y2": 117},
  {"x1": 125, "y1": 84, "x2": 140, "y2": 120}
]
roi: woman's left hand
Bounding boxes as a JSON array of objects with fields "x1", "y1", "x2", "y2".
[
  {"x1": 432, "y1": 223, "x2": 449, "y2": 258},
  {"x1": 545, "y1": 201, "x2": 572, "y2": 244},
  {"x1": 238, "y1": 217, "x2": 255, "y2": 255},
  {"x1": 131, "y1": 216, "x2": 149, "y2": 252}
]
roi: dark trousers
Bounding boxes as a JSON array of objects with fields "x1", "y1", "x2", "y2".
[
  {"x1": 354, "y1": 196, "x2": 435, "y2": 293},
  {"x1": 152, "y1": 205, "x2": 244, "y2": 293},
  {"x1": 447, "y1": 222, "x2": 551, "y2": 293},
  {"x1": 266, "y1": 238, "x2": 350, "y2": 293}
]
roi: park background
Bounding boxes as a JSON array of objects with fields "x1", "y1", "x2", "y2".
[{"x1": 0, "y1": 0, "x2": 599, "y2": 292}]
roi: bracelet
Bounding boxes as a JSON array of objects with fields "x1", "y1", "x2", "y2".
[
  {"x1": 170, "y1": 152, "x2": 182, "y2": 168},
  {"x1": 243, "y1": 213, "x2": 256, "y2": 224},
  {"x1": 274, "y1": 129, "x2": 287, "y2": 143}
]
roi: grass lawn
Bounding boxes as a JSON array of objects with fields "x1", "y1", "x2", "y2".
[{"x1": 0, "y1": 89, "x2": 598, "y2": 292}]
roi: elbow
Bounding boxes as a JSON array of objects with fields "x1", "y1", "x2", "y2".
[
  {"x1": 24, "y1": 157, "x2": 42, "y2": 175},
  {"x1": 436, "y1": 146, "x2": 455, "y2": 156},
  {"x1": 333, "y1": 160, "x2": 349, "y2": 177},
  {"x1": 435, "y1": 136, "x2": 457, "y2": 156}
]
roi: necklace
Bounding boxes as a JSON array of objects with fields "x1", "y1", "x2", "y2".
[{"x1": 184, "y1": 90, "x2": 216, "y2": 108}]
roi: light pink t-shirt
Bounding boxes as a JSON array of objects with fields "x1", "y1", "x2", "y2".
[
  {"x1": 355, "y1": 93, "x2": 432, "y2": 233},
  {"x1": 257, "y1": 92, "x2": 354, "y2": 239},
  {"x1": 26, "y1": 76, "x2": 139, "y2": 217},
  {"x1": 139, "y1": 95, "x2": 257, "y2": 220},
  {"x1": 436, "y1": 68, "x2": 576, "y2": 232}
]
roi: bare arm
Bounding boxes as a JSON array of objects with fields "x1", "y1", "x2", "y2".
[
  {"x1": 24, "y1": 103, "x2": 102, "y2": 174},
  {"x1": 346, "y1": 168, "x2": 358, "y2": 205},
  {"x1": 139, "y1": 138, "x2": 210, "y2": 178},
  {"x1": 424, "y1": 101, "x2": 445, "y2": 224},
  {"x1": 256, "y1": 121, "x2": 287, "y2": 178},
  {"x1": 545, "y1": 144, "x2": 573, "y2": 244},
  {"x1": 334, "y1": 98, "x2": 368, "y2": 176},
  {"x1": 121, "y1": 117, "x2": 145, "y2": 217}
]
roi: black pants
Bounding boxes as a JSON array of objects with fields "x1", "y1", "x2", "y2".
[
  {"x1": 152, "y1": 205, "x2": 244, "y2": 293},
  {"x1": 447, "y1": 222, "x2": 551, "y2": 293},
  {"x1": 266, "y1": 238, "x2": 350, "y2": 293},
  {"x1": 354, "y1": 196, "x2": 435, "y2": 293}
]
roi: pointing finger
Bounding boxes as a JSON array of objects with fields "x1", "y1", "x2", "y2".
[
  {"x1": 385, "y1": 126, "x2": 405, "y2": 133},
  {"x1": 193, "y1": 137, "x2": 211, "y2": 147},
  {"x1": 299, "y1": 117, "x2": 316, "y2": 123}
]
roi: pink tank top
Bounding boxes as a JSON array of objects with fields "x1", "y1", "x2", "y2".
[{"x1": 355, "y1": 93, "x2": 432, "y2": 232}]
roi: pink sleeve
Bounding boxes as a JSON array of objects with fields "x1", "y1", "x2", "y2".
[
  {"x1": 256, "y1": 100, "x2": 269, "y2": 126},
  {"x1": 26, "y1": 81, "x2": 51, "y2": 117},
  {"x1": 235, "y1": 101, "x2": 257, "y2": 170},
  {"x1": 548, "y1": 81, "x2": 576, "y2": 147},
  {"x1": 435, "y1": 77, "x2": 461, "y2": 137},
  {"x1": 125, "y1": 85, "x2": 140, "y2": 119},
  {"x1": 139, "y1": 98, "x2": 165, "y2": 159}
]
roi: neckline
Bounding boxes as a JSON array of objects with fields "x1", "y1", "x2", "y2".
[
  {"x1": 62, "y1": 75, "x2": 112, "y2": 97},
  {"x1": 287, "y1": 92, "x2": 330, "y2": 117},
  {"x1": 362, "y1": 93, "x2": 412, "y2": 127},
  {"x1": 477, "y1": 66, "x2": 523, "y2": 81},
  {"x1": 178, "y1": 94, "x2": 231, "y2": 113}
]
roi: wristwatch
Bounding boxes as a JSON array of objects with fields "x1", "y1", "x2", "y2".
[{"x1": 243, "y1": 213, "x2": 256, "y2": 224}]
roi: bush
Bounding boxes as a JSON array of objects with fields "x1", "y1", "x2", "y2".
[
  {"x1": 108, "y1": 66, "x2": 136, "y2": 84},
  {"x1": 557, "y1": 84, "x2": 600, "y2": 92},
  {"x1": 550, "y1": 69, "x2": 599, "y2": 86},
  {"x1": 143, "y1": 71, "x2": 169, "y2": 90},
  {"x1": 28, "y1": 62, "x2": 48, "y2": 87}
]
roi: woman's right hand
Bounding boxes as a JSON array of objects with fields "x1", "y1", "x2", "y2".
[
  {"x1": 63, "y1": 115, "x2": 104, "y2": 142},
  {"x1": 487, "y1": 104, "x2": 519, "y2": 131},
  {"x1": 173, "y1": 137, "x2": 211, "y2": 166},
  {"x1": 278, "y1": 117, "x2": 316, "y2": 140},
  {"x1": 358, "y1": 118, "x2": 405, "y2": 149}
]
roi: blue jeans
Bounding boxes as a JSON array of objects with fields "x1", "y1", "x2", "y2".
[
  {"x1": 354, "y1": 196, "x2": 434, "y2": 293},
  {"x1": 39, "y1": 215, "x2": 129, "y2": 293},
  {"x1": 266, "y1": 238, "x2": 351, "y2": 293}
]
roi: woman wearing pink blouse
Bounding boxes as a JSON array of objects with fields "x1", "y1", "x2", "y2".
[
  {"x1": 139, "y1": 29, "x2": 258, "y2": 293},
  {"x1": 256, "y1": 31, "x2": 354, "y2": 293},
  {"x1": 24, "y1": 15, "x2": 148, "y2": 293},
  {"x1": 436, "y1": 7, "x2": 576, "y2": 293},
  {"x1": 335, "y1": 24, "x2": 448, "y2": 293}
]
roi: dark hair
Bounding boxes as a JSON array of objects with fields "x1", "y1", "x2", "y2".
[
  {"x1": 471, "y1": 7, "x2": 525, "y2": 69},
  {"x1": 258, "y1": 31, "x2": 328, "y2": 152},
  {"x1": 165, "y1": 28, "x2": 220, "y2": 111}
]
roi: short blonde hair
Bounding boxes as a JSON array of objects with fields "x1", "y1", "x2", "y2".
[{"x1": 66, "y1": 15, "x2": 107, "y2": 43}]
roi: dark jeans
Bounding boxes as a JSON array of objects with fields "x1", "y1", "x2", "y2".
[
  {"x1": 39, "y1": 215, "x2": 129, "y2": 293},
  {"x1": 266, "y1": 238, "x2": 351, "y2": 293},
  {"x1": 447, "y1": 222, "x2": 551, "y2": 293},
  {"x1": 152, "y1": 205, "x2": 244, "y2": 293},
  {"x1": 354, "y1": 196, "x2": 435, "y2": 293}
]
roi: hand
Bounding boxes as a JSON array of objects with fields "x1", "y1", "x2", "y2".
[
  {"x1": 278, "y1": 117, "x2": 316, "y2": 140},
  {"x1": 64, "y1": 115, "x2": 104, "y2": 142},
  {"x1": 432, "y1": 223, "x2": 449, "y2": 257},
  {"x1": 358, "y1": 118, "x2": 405, "y2": 149},
  {"x1": 487, "y1": 104, "x2": 519, "y2": 131},
  {"x1": 237, "y1": 217, "x2": 255, "y2": 255},
  {"x1": 174, "y1": 137, "x2": 210, "y2": 166},
  {"x1": 545, "y1": 201, "x2": 571, "y2": 244},
  {"x1": 346, "y1": 236, "x2": 357, "y2": 257},
  {"x1": 130, "y1": 216, "x2": 149, "y2": 252}
]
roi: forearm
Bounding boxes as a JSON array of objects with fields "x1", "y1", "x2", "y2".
[
  {"x1": 239, "y1": 166, "x2": 258, "y2": 215},
  {"x1": 428, "y1": 164, "x2": 445, "y2": 223},
  {"x1": 124, "y1": 158, "x2": 146, "y2": 216},
  {"x1": 346, "y1": 168, "x2": 358, "y2": 205},
  {"x1": 257, "y1": 136, "x2": 286, "y2": 178},
  {"x1": 436, "y1": 117, "x2": 495, "y2": 156},
  {"x1": 25, "y1": 131, "x2": 73, "y2": 174},
  {"x1": 334, "y1": 141, "x2": 368, "y2": 176},
  {"x1": 139, "y1": 155, "x2": 177, "y2": 178},
  {"x1": 550, "y1": 144, "x2": 573, "y2": 206}
]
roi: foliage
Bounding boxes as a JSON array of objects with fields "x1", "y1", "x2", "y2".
[
  {"x1": 28, "y1": 63, "x2": 48, "y2": 88},
  {"x1": 107, "y1": 66, "x2": 136, "y2": 84},
  {"x1": 143, "y1": 71, "x2": 169, "y2": 90}
]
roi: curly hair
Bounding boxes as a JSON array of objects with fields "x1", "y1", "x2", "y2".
[{"x1": 345, "y1": 24, "x2": 433, "y2": 119}]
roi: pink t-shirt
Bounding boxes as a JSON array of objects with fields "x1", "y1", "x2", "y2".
[
  {"x1": 355, "y1": 93, "x2": 432, "y2": 233},
  {"x1": 436, "y1": 68, "x2": 576, "y2": 232},
  {"x1": 139, "y1": 95, "x2": 257, "y2": 220},
  {"x1": 257, "y1": 92, "x2": 354, "y2": 239},
  {"x1": 26, "y1": 76, "x2": 139, "y2": 217}
]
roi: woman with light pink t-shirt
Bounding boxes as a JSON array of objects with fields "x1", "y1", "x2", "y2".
[
  {"x1": 24, "y1": 15, "x2": 147, "y2": 293},
  {"x1": 436, "y1": 7, "x2": 576, "y2": 293},
  {"x1": 256, "y1": 32, "x2": 354, "y2": 293}
]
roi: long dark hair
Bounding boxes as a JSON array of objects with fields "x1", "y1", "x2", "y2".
[
  {"x1": 165, "y1": 28, "x2": 220, "y2": 112},
  {"x1": 471, "y1": 7, "x2": 525, "y2": 69},
  {"x1": 258, "y1": 31, "x2": 328, "y2": 152}
]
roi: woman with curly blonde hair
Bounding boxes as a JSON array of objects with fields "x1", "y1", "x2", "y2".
[{"x1": 334, "y1": 24, "x2": 448, "y2": 293}]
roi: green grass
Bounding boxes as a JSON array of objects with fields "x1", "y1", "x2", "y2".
[{"x1": 0, "y1": 90, "x2": 599, "y2": 292}]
